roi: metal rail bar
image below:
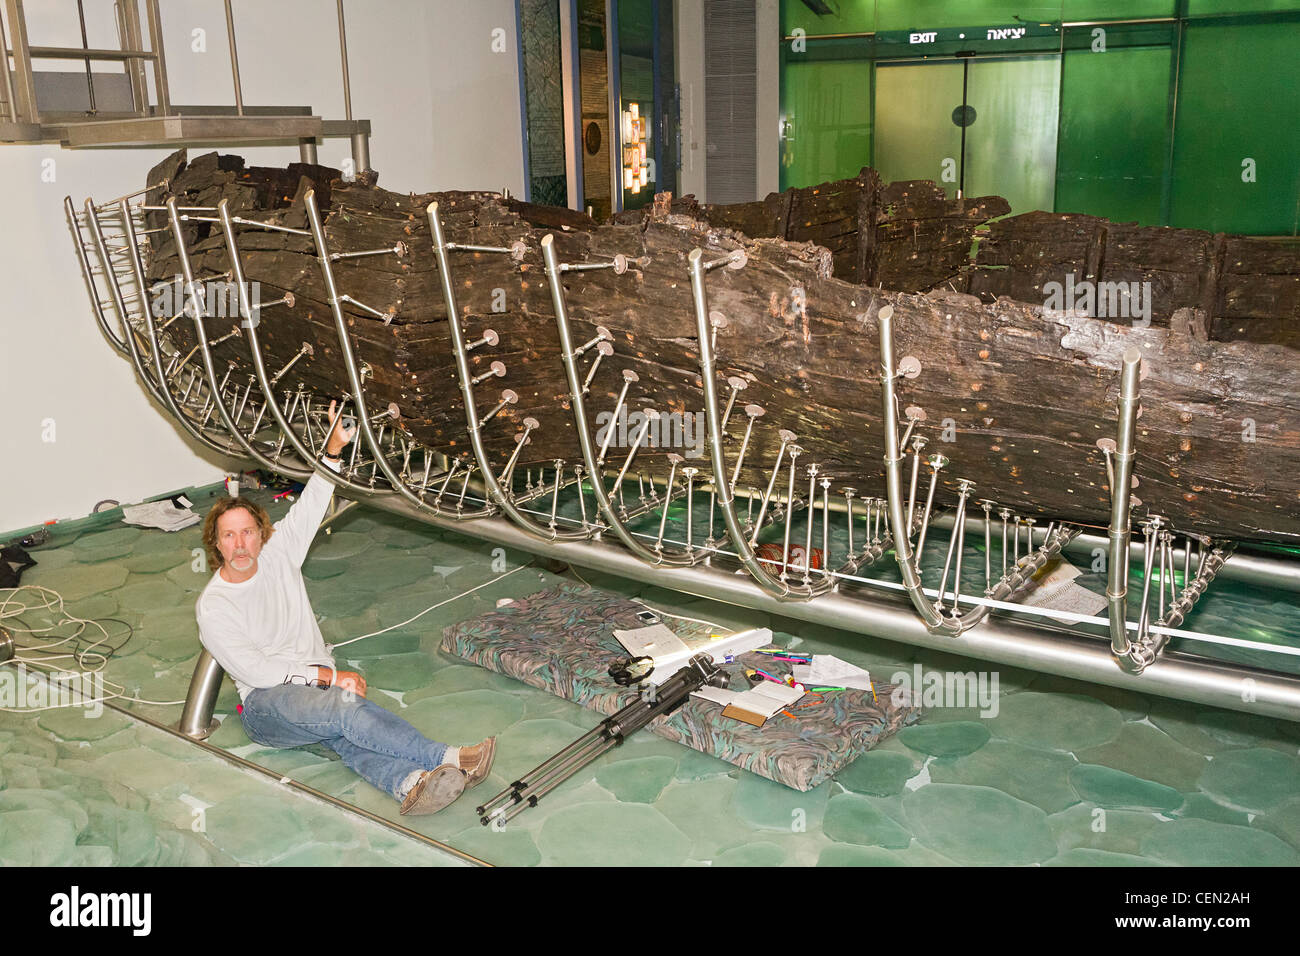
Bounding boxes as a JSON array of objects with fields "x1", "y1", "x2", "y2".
[{"x1": 349, "y1": 496, "x2": 1300, "y2": 723}]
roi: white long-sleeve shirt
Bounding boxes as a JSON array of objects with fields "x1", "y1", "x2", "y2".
[{"x1": 196, "y1": 464, "x2": 342, "y2": 701}]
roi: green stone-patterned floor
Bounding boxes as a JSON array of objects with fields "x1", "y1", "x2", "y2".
[{"x1": 3, "y1": 481, "x2": 1299, "y2": 866}]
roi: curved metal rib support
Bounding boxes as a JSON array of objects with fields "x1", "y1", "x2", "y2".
[
  {"x1": 165, "y1": 197, "x2": 293, "y2": 475},
  {"x1": 688, "y1": 248, "x2": 828, "y2": 600},
  {"x1": 79, "y1": 200, "x2": 172, "y2": 407},
  {"x1": 1107, "y1": 347, "x2": 1143, "y2": 671},
  {"x1": 879, "y1": 305, "x2": 962, "y2": 635},
  {"x1": 540, "y1": 233, "x2": 695, "y2": 566},
  {"x1": 427, "y1": 201, "x2": 593, "y2": 540},
  {"x1": 108, "y1": 198, "x2": 248, "y2": 458},
  {"x1": 1149, "y1": 541, "x2": 1234, "y2": 656},
  {"x1": 215, "y1": 198, "x2": 353, "y2": 487},
  {"x1": 67, "y1": 196, "x2": 128, "y2": 355},
  {"x1": 302, "y1": 189, "x2": 492, "y2": 518}
]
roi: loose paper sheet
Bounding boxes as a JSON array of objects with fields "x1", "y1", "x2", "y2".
[
  {"x1": 612, "y1": 625, "x2": 774, "y2": 685},
  {"x1": 1021, "y1": 560, "x2": 1108, "y2": 616}
]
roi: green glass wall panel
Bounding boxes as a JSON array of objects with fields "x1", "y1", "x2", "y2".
[
  {"x1": 872, "y1": 1, "x2": 1064, "y2": 30},
  {"x1": 779, "y1": 1, "x2": 1184, "y2": 34},
  {"x1": 1187, "y1": 0, "x2": 1300, "y2": 13},
  {"x1": 1061, "y1": 0, "x2": 1175, "y2": 15},
  {"x1": 1056, "y1": 45, "x2": 1171, "y2": 223},
  {"x1": 780, "y1": 59, "x2": 873, "y2": 190},
  {"x1": 875, "y1": 58, "x2": 1059, "y2": 214},
  {"x1": 872, "y1": 61, "x2": 964, "y2": 193},
  {"x1": 964, "y1": 56, "x2": 1061, "y2": 215},
  {"x1": 1171, "y1": 21, "x2": 1300, "y2": 235},
  {"x1": 781, "y1": 0, "x2": 873, "y2": 36}
]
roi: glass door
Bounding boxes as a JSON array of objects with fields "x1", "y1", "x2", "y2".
[{"x1": 873, "y1": 54, "x2": 1061, "y2": 215}]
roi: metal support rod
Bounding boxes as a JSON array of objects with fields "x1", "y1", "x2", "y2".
[
  {"x1": 720, "y1": 377, "x2": 745, "y2": 433},
  {"x1": 914, "y1": 455, "x2": 946, "y2": 569},
  {"x1": 542, "y1": 233, "x2": 694, "y2": 566},
  {"x1": 780, "y1": 449, "x2": 799, "y2": 580},
  {"x1": 802, "y1": 464, "x2": 818, "y2": 582},
  {"x1": 75, "y1": 0, "x2": 96, "y2": 113},
  {"x1": 683, "y1": 468, "x2": 697, "y2": 552},
  {"x1": 730, "y1": 405, "x2": 761, "y2": 489},
  {"x1": 1107, "y1": 348, "x2": 1142, "y2": 664},
  {"x1": 689, "y1": 248, "x2": 827, "y2": 599},
  {"x1": 337, "y1": 0, "x2": 353, "y2": 120},
  {"x1": 581, "y1": 341, "x2": 612, "y2": 392},
  {"x1": 222, "y1": 0, "x2": 243, "y2": 115},
  {"x1": 821, "y1": 477, "x2": 832, "y2": 578},
  {"x1": 879, "y1": 304, "x2": 962, "y2": 635},
  {"x1": 597, "y1": 370, "x2": 637, "y2": 466},
  {"x1": 655, "y1": 455, "x2": 682, "y2": 552},
  {"x1": 0, "y1": 4, "x2": 17, "y2": 123},
  {"x1": 305, "y1": 189, "x2": 489, "y2": 517},
  {"x1": 216, "y1": 199, "x2": 387, "y2": 490},
  {"x1": 907, "y1": 436, "x2": 926, "y2": 534},
  {"x1": 748, "y1": 430, "x2": 794, "y2": 548}
]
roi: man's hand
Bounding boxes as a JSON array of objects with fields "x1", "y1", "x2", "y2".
[
  {"x1": 324, "y1": 399, "x2": 357, "y2": 457},
  {"x1": 334, "y1": 670, "x2": 367, "y2": 698}
]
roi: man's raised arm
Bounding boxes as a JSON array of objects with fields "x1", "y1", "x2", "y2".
[{"x1": 270, "y1": 399, "x2": 355, "y2": 567}]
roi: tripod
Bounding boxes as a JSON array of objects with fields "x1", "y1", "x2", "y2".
[{"x1": 476, "y1": 654, "x2": 728, "y2": 827}]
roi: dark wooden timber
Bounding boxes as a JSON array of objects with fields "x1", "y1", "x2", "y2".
[
  {"x1": 659, "y1": 169, "x2": 1300, "y2": 348},
  {"x1": 140, "y1": 150, "x2": 1300, "y2": 545}
]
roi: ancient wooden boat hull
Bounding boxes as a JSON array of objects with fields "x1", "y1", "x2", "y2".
[{"x1": 129, "y1": 150, "x2": 1299, "y2": 546}]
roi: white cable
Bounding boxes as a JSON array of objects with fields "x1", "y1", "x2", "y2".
[
  {"x1": 1, "y1": 654, "x2": 187, "y2": 710},
  {"x1": 1, "y1": 584, "x2": 122, "y2": 670},
  {"x1": 331, "y1": 562, "x2": 534, "y2": 648},
  {"x1": 565, "y1": 564, "x2": 730, "y2": 633}
]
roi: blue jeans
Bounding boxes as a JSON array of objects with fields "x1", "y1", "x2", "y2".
[{"x1": 239, "y1": 684, "x2": 449, "y2": 800}]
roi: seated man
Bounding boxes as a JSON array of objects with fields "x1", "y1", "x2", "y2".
[{"x1": 196, "y1": 401, "x2": 494, "y2": 815}]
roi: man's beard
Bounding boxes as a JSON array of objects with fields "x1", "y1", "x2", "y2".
[{"x1": 229, "y1": 551, "x2": 254, "y2": 571}]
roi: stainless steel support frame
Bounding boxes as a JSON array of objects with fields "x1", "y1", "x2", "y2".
[
  {"x1": 310, "y1": 498, "x2": 1300, "y2": 723},
  {"x1": 68, "y1": 185, "x2": 1300, "y2": 733},
  {"x1": 2, "y1": 0, "x2": 369, "y2": 155}
]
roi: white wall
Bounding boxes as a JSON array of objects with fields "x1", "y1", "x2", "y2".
[
  {"x1": 755, "y1": 0, "x2": 781, "y2": 199},
  {"x1": 0, "y1": 0, "x2": 524, "y2": 533},
  {"x1": 674, "y1": 0, "x2": 706, "y2": 201},
  {"x1": 674, "y1": 0, "x2": 779, "y2": 204}
]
